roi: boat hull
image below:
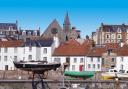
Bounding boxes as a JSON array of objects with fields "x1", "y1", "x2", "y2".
[
  {"x1": 13, "y1": 61, "x2": 61, "y2": 73},
  {"x1": 101, "y1": 73, "x2": 115, "y2": 80}
]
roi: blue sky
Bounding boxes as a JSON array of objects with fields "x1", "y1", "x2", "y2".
[{"x1": 0, "y1": 0, "x2": 128, "y2": 37}]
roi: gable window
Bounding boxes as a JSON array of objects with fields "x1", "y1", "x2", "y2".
[
  {"x1": 4, "y1": 56, "x2": 7, "y2": 61},
  {"x1": 74, "y1": 58, "x2": 77, "y2": 63},
  {"x1": 43, "y1": 48, "x2": 47, "y2": 54},
  {"x1": 4, "y1": 48, "x2": 8, "y2": 53},
  {"x1": 80, "y1": 58, "x2": 84, "y2": 63}
]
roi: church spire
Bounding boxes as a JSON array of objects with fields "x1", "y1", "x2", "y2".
[
  {"x1": 63, "y1": 12, "x2": 71, "y2": 32},
  {"x1": 64, "y1": 12, "x2": 70, "y2": 25}
]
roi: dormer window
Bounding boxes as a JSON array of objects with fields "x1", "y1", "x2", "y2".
[
  {"x1": 33, "y1": 31, "x2": 37, "y2": 36},
  {"x1": 28, "y1": 31, "x2": 31, "y2": 36},
  {"x1": 9, "y1": 26, "x2": 13, "y2": 31},
  {"x1": 22, "y1": 31, "x2": 26, "y2": 35},
  {"x1": 117, "y1": 28, "x2": 121, "y2": 33}
]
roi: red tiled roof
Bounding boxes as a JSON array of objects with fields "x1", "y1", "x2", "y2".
[{"x1": 0, "y1": 40, "x2": 23, "y2": 47}]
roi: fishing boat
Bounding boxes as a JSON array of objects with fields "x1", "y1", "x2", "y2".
[{"x1": 13, "y1": 61, "x2": 61, "y2": 73}]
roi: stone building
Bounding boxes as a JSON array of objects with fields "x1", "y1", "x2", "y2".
[
  {"x1": 41, "y1": 13, "x2": 81, "y2": 43},
  {"x1": 92, "y1": 23, "x2": 128, "y2": 45}
]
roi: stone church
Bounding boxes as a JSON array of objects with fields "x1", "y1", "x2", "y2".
[{"x1": 41, "y1": 13, "x2": 81, "y2": 43}]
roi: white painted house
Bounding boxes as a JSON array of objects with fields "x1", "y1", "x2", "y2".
[
  {"x1": 0, "y1": 38, "x2": 56, "y2": 70},
  {"x1": 52, "y1": 39, "x2": 103, "y2": 72},
  {"x1": 114, "y1": 46, "x2": 128, "y2": 71}
]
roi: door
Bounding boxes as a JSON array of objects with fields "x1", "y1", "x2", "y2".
[
  {"x1": 79, "y1": 65, "x2": 84, "y2": 71},
  {"x1": 5, "y1": 65, "x2": 8, "y2": 70}
]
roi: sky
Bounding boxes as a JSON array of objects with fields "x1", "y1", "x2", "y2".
[{"x1": 0, "y1": 0, "x2": 128, "y2": 38}]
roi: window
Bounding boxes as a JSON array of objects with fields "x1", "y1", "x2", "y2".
[
  {"x1": 28, "y1": 55, "x2": 32, "y2": 60},
  {"x1": 14, "y1": 56, "x2": 17, "y2": 61},
  {"x1": 121, "y1": 64, "x2": 123, "y2": 70},
  {"x1": 121, "y1": 57, "x2": 123, "y2": 62},
  {"x1": 91, "y1": 57, "x2": 93, "y2": 62},
  {"x1": 4, "y1": 48, "x2": 8, "y2": 53},
  {"x1": 97, "y1": 58, "x2": 100, "y2": 62},
  {"x1": 72, "y1": 65, "x2": 75, "y2": 70},
  {"x1": 112, "y1": 58, "x2": 115, "y2": 62},
  {"x1": 80, "y1": 58, "x2": 84, "y2": 63},
  {"x1": 106, "y1": 34, "x2": 109, "y2": 39},
  {"x1": 0, "y1": 56, "x2": 1, "y2": 61},
  {"x1": 88, "y1": 64, "x2": 91, "y2": 69},
  {"x1": 74, "y1": 58, "x2": 77, "y2": 63},
  {"x1": 93, "y1": 64, "x2": 95, "y2": 68},
  {"x1": 97, "y1": 64, "x2": 100, "y2": 69},
  {"x1": 43, "y1": 57, "x2": 47, "y2": 61},
  {"x1": 4, "y1": 56, "x2": 7, "y2": 61},
  {"x1": 29, "y1": 47, "x2": 32, "y2": 52},
  {"x1": 0, "y1": 48, "x2": 1, "y2": 53},
  {"x1": 54, "y1": 58, "x2": 60, "y2": 63},
  {"x1": 14, "y1": 47, "x2": 17, "y2": 53},
  {"x1": 43, "y1": 48, "x2": 47, "y2": 54},
  {"x1": 102, "y1": 58, "x2": 105, "y2": 66}
]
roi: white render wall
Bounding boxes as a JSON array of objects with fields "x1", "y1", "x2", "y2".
[
  {"x1": 0, "y1": 46, "x2": 53, "y2": 70},
  {"x1": 115, "y1": 56, "x2": 128, "y2": 71},
  {"x1": 52, "y1": 56, "x2": 102, "y2": 72}
]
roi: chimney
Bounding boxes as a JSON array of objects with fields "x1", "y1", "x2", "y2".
[{"x1": 53, "y1": 35, "x2": 59, "y2": 48}]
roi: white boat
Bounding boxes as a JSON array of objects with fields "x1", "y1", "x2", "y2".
[{"x1": 102, "y1": 69, "x2": 128, "y2": 80}]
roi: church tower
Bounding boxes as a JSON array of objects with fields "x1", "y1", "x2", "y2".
[
  {"x1": 63, "y1": 12, "x2": 71, "y2": 33},
  {"x1": 63, "y1": 12, "x2": 71, "y2": 41}
]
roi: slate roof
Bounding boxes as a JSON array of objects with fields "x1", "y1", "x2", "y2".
[
  {"x1": 101, "y1": 24, "x2": 128, "y2": 32},
  {"x1": 0, "y1": 23, "x2": 17, "y2": 30},
  {"x1": 23, "y1": 39, "x2": 53, "y2": 47}
]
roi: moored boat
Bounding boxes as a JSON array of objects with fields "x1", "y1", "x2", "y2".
[
  {"x1": 64, "y1": 71, "x2": 94, "y2": 79},
  {"x1": 13, "y1": 61, "x2": 61, "y2": 73}
]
